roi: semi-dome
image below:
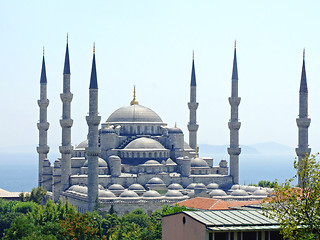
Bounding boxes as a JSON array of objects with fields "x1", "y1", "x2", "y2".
[
  {"x1": 147, "y1": 177, "x2": 165, "y2": 185},
  {"x1": 168, "y1": 183, "x2": 183, "y2": 190},
  {"x1": 83, "y1": 158, "x2": 108, "y2": 167},
  {"x1": 124, "y1": 137, "x2": 166, "y2": 150},
  {"x1": 231, "y1": 189, "x2": 249, "y2": 196},
  {"x1": 107, "y1": 104, "x2": 163, "y2": 123},
  {"x1": 120, "y1": 189, "x2": 139, "y2": 198},
  {"x1": 191, "y1": 158, "x2": 209, "y2": 168},
  {"x1": 99, "y1": 190, "x2": 116, "y2": 198},
  {"x1": 165, "y1": 190, "x2": 183, "y2": 197},
  {"x1": 75, "y1": 140, "x2": 88, "y2": 149},
  {"x1": 143, "y1": 190, "x2": 161, "y2": 198},
  {"x1": 128, "y1": 184, "x2": 145, "y2": 191},
  {"x1": 167, "y1": 127, "x2": 183, "y2": 134},
  {"x1": 207, "y1": 183, "x2": 219, "y2": 190},
  {"x1": 209, "y1": 189, "x2": 227, "y2": 197}
]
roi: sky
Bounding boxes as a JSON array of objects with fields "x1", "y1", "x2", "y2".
[{"x1": 1, "y1": 1, "x2": 320, "y2": 158}]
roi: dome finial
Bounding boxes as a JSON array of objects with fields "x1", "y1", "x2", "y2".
[
  {"x1": 130, "y1": 85, "x2": 139, "y2": 105},
  {"x1": 195, "y1": 143, "x2": 199, "y2": 158},
  {"x1": 303, "y1": 48, "x2": 305, "y2": 60},
  {"x1": 174, "y1": 122, "x2": 177, "y2": 128},
  {"x1": 192, "y1": 50, "x2": 194, "y2": 59},
  {"x1": 67, "y1": 33, "x2": 69, "y2": 43},
  {"x1": 93, "y1": 42, "x2": 95, "y2": 54},
  {"x1": 43, "y1": 46, "x2": 45, "y2": 56},
  {"x1": 234, "y1": 40, "x2": 236, "y2": 48}
]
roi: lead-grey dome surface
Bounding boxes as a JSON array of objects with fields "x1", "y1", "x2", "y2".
[
  {"x1": 128, "y1": 184, "x2": 145, "y2": 191},
  {"x1": 147, "y1": 177, "x2": 165, "y2": 185},
  {"x1": 168, "y1": 183, "x2": 183, "y2": 190},
  {"x1": 231, "y1": 189, "x2": 249, "y2": 196},
  {"x1": 165, "y1": 190, "x2": 183, "y2": 197},
  {"x1": 191, "y1": 158, "x2": 209, "y2": 168},
  {"x1": 76, "y1": 140, "x2": 88, "y2": 149},
  {"x1": 99, "y1": 190, "x2": 116, "y2": 198},
  {"x1": 209, "y1": 189, "x2": 227, "y2": 197},
  {"x1": 83, "y1": 158, "x2": 108, "y2": 167},
  {"x1": 207, "y1": 183, "x2": 219, "y2": 190},
  {"x1": 108, "y1": 184, "x2": 125, "y2": 191},
  {"x1": 120, "y1": 189, "x2": 139, "y2": 198},
  {"x1": 106, "y1": 105, "x2": 163, "y2": 123},
  {"x1": 124, "y1": 137, "x2": 166, "y2": 150},
  {"x1": 143, "y1": 190, "x2": 161, "y2": 198}
]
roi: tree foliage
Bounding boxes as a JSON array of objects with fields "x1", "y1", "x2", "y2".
[
  {"x1": 263, "y1": 154, "x2": 320, "y2": 240},
  {"x1": 19, "y1": 187, "x2": 47, "y2": 204}
]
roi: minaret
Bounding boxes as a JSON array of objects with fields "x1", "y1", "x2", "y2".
[
  {"x1": 295, "y1": 49, "x2": 311, "y2": 186},
  {"x1": 187, "y1": 51, "x2": 199, "y2": 150},
  {"x1": 37, "y1": 48, "x2": 50, "y2": 187},
  {"x1": 59, "y1": 36, "x2": 73, "y2": 193},
  {"x1": 86, "y1": 44, "x2": 101, "y2": 211},
  {"x1": 228, "y1": 42, "x2": 241, "y2": 184}
]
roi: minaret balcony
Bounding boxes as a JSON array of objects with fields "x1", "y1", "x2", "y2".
[
  {"x1": 37, "y1": 145, "x2": 50, "y2": 154},
  {"x1": 227, "y1": 147, "x2": 241, "y2": 155},
  {"x1": 295, "y1": 147, "x2": 311, "y2": 157},
  {"x1": 37, "y1": 99, "x2": 49, "y2": 107},
  {"x1": 228, "y1": 122, "x2": 241, "y2": 130},
  {"x1": 86, "y1": 146, "x2": 101, "y2": 156},
  {"x1": 296, "y1": 118, "x2": 311, "y2": 128},
  {"x1": 187, "y1": 124, "x2": 199, "y2": 131},
  {"x1": 188, "y1": 102, "x2": 199, "y2": 110},
  {"x1": 60, "y1": 93, "x2": 73, "y2": 102},
  {"x1": 60, "y1": 119, "x2": 73, "y2": 128},
  {"x1": 37, "y1": 122, "x2": 49, "y2": 131},
  {"x1": 228, "y1": 97, "x2": 241, "y2": 106},
  {"x1": 59, "y1": 145, "x2": 73, "y2": 154},
  {"x1": 86, "y1": 116, "x2": 101, "y2": 126}
]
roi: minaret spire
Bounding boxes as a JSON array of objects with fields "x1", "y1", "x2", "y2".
[
  {"x1": 130, "y1": 85, "x2": 139, "y2": 105},
  {"x1": 296, "y1": 49, "x2": 311, "y2": 186},
  {"x1": 228, "y1": 43, "x2": 241, "y2": 184},
  {"x1": 37, "y1": 50, "x2": 50, "y2": 187},
  {"x1": 86, "y1": 44, "x2": 101, "y2": 211},
  {"x1": 187, "y1": 52, "x2": 199, "y2": 150},
  {"x1": 59, "y1": 37, "x2": 73, "y2": 197}
]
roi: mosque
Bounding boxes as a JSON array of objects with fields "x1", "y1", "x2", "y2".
[{"x1": 37, "y1": 39, "x2": 309, "y2": 214}]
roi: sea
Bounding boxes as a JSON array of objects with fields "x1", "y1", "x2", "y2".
[{"x1": 0, "y1": 142, "x2": 298, "y2": 192}]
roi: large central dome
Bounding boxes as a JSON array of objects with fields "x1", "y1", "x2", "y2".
[{"x1": 107, "y1": 104, "x2": 163, "y2": 123}]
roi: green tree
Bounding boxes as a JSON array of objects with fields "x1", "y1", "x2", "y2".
[
  {"x1": 263, "y1": 154, "x2": 320, "y2": 239},
  {"x1": 20, "y1": 186, "x2": 47, "y2": 204},
  {"x1": 162, "y1": 204, "x2": 194, "y2": 216}
]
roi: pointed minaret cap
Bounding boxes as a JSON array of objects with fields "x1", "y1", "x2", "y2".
[
  {"x1": 300, "y1": 48, "x2": 308, "y2": 93},
  {"x1": 89, "y1": 43, "x2": 98, "y2": 89},
  {"x1": 232, "y1": 41, "x2": 238, "y2": 80},
  {"x1": 40, "y1": 47, "x2": 47, "y2": 83},
  {"x1": 130, "y1": 85, "x2": 139, "y2": 105},
  {"x1": 190, "y1": 50, "x2": 197, "y2": 86},
  {"x1": 63, "y1": 34, "x2": 71, "y2": 74}
]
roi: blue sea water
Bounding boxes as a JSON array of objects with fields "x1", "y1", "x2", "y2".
[{"x1": 0, "y1": 151, "x2": 297, "y2": 192}]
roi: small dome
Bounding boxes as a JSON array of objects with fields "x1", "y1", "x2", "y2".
[
  {"x1": 144, "y1": 160, "x2": 161, "y2": 165},
  {"x1": 76, "y1": 140, "x2": 88, "y2": 149},
  {"x1": 194, "y1": 183, "x2": 206, "y2": 189},
  {"x1": 231, "y1": 189, "x2": 249, "y2": 196},
  {"x1": 125, "y1": 137, "x2": 166, "y2": 150},
  {"x1": 108, "y1": 184, "x2": 125, "y2": 191},
  {"x1": 168, "y1": 183, "x2": 183, "y2": 190},
  {"x1": 209, "y1": 189, "x2": 227, "y2": 197},
  {"x1": 186, "y1": 183, "x2": 197, "y2": 189},
  {"x1": 191, "y1": 158, "x2": 209, "y2": 168},
  {"x1": 167, "y1": 127, "x2": 183, "y2": 134},
  {"x1": 143, "y1": 190, "x2": 161, "y2": 198},
  {"x1": 165, "y1": 190, "x2": 183, "y2": 197},
  {"x1": 128, "y1": 184, "x2": 145, "y2": 191},
  {"x1": 147, "y1": 177, "x2": 165, "y2": 185},
  {"x1": 107, "y1": 104, "x2": 163, "y2": 123},
  {"x1": 120, "y1": 189, "x2": 139, "y2": 198},
  {"x1": 253, "y1": 189, "x2": 268, "y2": 196},
  {"x1": 231, "y1": 184, "x2": 241, "y2": 190},
  {"x1": 99, "y1": 190, "x2": 116, "y2": 198},
  {"x1": 207, "y1": 183, "x2": 219, "y2": 190},
  {"x1": 83, "y1": 158, "x2": 108, "y2": 167},
  {"x1": 246, "y1": 186, "x2": 259, "y2": 192}
]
